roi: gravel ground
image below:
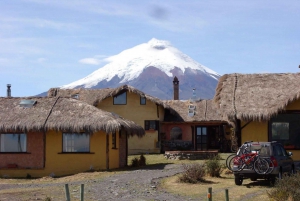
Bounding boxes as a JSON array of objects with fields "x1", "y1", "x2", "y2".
[{"x1": 0, "y1": 164, "x2": 200, "y2": 201}]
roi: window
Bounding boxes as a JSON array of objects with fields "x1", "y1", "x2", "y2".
[
  {"x1": 170, "y1": 127, "x2": 182, "y2": 140},
  {"x1": 63, "y1": 133, "x2": 90, "y2": 152},
  {"x1": 145, "y1": 120, "x2": 159, "y2": 130},
  {"x1": 0, "y1": 133, "x2": 27, "y2": 152},
  {"x1": 140, "y1": 96, "x2": 146, "y2": 105},
  {"x1": 269, "y1": 113, "x2": 300, "y2": 149},
  {"x1": 112, "y1": 132, "x2": 117, "y2": 149},
  {"x1": 271, "y1": 122, "x2": 289, "y2": 140},
  {"x1": 113, "y1": 91, "x2": 127, "y2": 105}
]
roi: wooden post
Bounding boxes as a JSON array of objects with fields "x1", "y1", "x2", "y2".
[
  {"x1": 106, "y1": 133, "x2": 109, "y2": 170},
  {"x1": 64, "y1": 184, "x2": 70, "y2": 201},
  {"x1": 80, "y1": 184, "x2": 84, "y2": 201},
  {"x1": 207, "y1": 187, "x2": 212, "y2": 201},
  {"x1": 225, "y1": 189, "x2": 229, "y2": 201}
]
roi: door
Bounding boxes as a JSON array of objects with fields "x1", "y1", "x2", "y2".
[{"x1": 196, "y1": 127, "x2": 207, "y2": 150}]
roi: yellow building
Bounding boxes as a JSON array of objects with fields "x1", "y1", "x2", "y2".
[
  {"x1": 214, "y1": 73, "x2": 300, "y2": 161},
  {"x1": 0, "y1": 97, "x2": 144, "y2": 178},
  {"x1": 48, "y1": 85, "x2": 167, "y2": 155}
]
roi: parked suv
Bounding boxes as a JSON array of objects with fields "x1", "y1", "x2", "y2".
[{"x1": 232, "y1": 141, "x2": 294, "y2": 185}]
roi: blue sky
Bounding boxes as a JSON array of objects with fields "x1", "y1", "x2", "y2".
[{"x1": 1, "y1": 0, "x2": 300, "y2": 97}]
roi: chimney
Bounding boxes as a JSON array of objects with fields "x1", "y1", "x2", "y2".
[
  {"x1": 7, "y1": 84, "x2": 11, "y2": 97},
  {"x1": 173, "y1": 76, "x2": 179, "y2": 100}
]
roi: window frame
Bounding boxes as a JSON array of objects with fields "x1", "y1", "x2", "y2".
[
  {"x1": 0, "y1": 133, "x2": 27, "y2": 153},
  {"x1": 113, "y1": 91, "x2": 127, "y2": 105},
  {"x1": 144, "y1": 120, "x2": 159, "y2": 131},
  {"x1": 62, "y1": 133, "x2": 90, "y2": 153},
  {"x1": 140, "y1": 96, "x2": 146, "y2": 105},
  {"x1": 268, "y1": 111, "x2": 300, "y2": 150}
]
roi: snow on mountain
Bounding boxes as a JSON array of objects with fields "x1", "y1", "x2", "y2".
[{"x1": 61, "y1": 38, "x2": 220, "y2": 89}]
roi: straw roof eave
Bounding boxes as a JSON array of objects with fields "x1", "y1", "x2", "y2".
[
  {"x1": 0, "y1": 97, "x2": 145, "y2": 137},
  {"x1": 213, "y1": 73, "x2": 300, "y2": 122}
]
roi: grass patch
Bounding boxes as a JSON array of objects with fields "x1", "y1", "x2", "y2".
[
  {"x1": 267, "y1": 172, "x2": 300, "y2": 201},
  {"x1": 161, "y1": 171, "x2": 271, "y2": 201}
]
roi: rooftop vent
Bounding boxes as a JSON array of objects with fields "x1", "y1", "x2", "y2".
[
  {"x1": 188, "y1": 104, "x2": 195, "y2": 117},
  {"x1": 188, "y1": 109, "x2": 195, "y2": 117},
  {"x1": 188, "y1": 105, "x2": 196, "y2": 110},
  {"x1": 7, "y1": 84, "x2": 11, "y2": 97},
  {"x1": 19, "y1": 99, "x2": 37, "y2": 108}
]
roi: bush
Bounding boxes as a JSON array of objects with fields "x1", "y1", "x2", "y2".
[
  {"x1": 205, "y1": 154, "x2": 223, "y2": 177},
  {"x1": 178, "y1": 163, "x2": 206, "y2": 183},
  {"x1": 130, "y1": 154, "x2": 147, "y2": 167},
  {"x1": 267, "y1": 172, "x2": 300, "y2": 201},
  {"x1": 139, "y1": 154, "x2": 146, "y2": 166}
]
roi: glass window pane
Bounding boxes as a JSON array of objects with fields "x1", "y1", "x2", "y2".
[
  {"x1": 202, "y1": 127, "x2": 207, "y2": 135},
  {"x1": 63, "y1": 133, "x2": 90, "y2": 152},
  {"x1": 140, "y1": 97, "x2": 146, "y2": 105},
  {"x1": 0, "y1": 134, "x2": 27, "y2": 152},
  {"x1": 272, "y1": 122, "x2": 289, "y2": 140},
  {"x1": 113, "y1": 92, "x2": 127, "y2": 105}
]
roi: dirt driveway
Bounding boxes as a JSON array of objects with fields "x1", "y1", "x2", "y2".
[
  {"x1": 0, "y1": 163, "x2": 272, "y2": 201},
  {"x1": 0, "y1": 164, "x2": 198, "y2": 201}
]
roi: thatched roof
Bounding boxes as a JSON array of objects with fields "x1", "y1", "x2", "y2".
[
  {"x1": 163, "y1": 99, "x2": 224, "y2": 123},
  {"x1": 0, "y1": 97, "x2": 145, "y2": 136},
  {"x1": 48, "y1": 85, "x2": 169, "y2": 108},
  {"x1": 214, "y1": 73, "x2": 300, "y2": 121}
]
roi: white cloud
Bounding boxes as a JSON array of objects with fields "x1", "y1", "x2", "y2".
[
  {"x1": 79, "y1": 58, "x2": 102, "y2": 65},
  {"x1": 79, "y1": 55, "x2": 111, "y2": 65},
  {"x1": 1, "y1": 17, "x2": 78, "y2": 30}
]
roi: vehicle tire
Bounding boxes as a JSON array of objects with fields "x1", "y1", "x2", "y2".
[
  {"x1": 234, "y1": 175, "x2": 243, "y2": 185},
  {"x1": 269, "y1": 176, "x2": 276, "y2": 186},
  {"x1": 277, "y1": 169, "x2": 282, "y2": 179},
  {"x1": 254, "y1": 158, "x2": 269, "y2": 174},
  {"x1": 290, "y1": 166, "x2": 295, "y2": 175},
  {"x1": 250, "y1": 177, "x2": 257, "y2": 181}
]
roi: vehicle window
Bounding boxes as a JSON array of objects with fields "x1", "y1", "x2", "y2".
[
  {"x1": 260, "y1": 145, "x2": 270, "y2": 157},
  {"x1": 273, "y1": 145, "x2": 283, "y2": 156},
  {"x1": 279, "y1": 145, "x2": 288, "y2": 156}
]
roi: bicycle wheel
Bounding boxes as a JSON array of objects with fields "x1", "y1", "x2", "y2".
[
  {"x1": 229, "y1": 156, "x2": 244, "y2": 171},
  {"x1": 253, "y1": 158, "x2": 269, "y2": 174},
  {"x1": 226, "y1": 154, "x2": 237, "y2": 170}
]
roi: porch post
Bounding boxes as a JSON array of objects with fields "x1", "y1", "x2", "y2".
[{"x1": 106, "y1": 133, "x2": 109, "y2": 170}]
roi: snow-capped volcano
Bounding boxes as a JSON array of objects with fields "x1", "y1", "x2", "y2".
[{"x1": 61, "y1": 38, "x2": 221, "y2": 100}]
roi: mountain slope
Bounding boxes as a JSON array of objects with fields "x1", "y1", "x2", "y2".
[{"x1": 61, "y1": 38, "x2": 220, "y2": 100}]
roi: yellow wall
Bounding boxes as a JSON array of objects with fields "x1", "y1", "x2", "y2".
[
  {"x1": 240, "y1": 98, "x2": 300, "y2": 161},
  {"x1": 97, "y1": 92, "x2": 164, "y2": 154},
  {"x1": 286, "y1": 98, "x2": 300, "y2": 110},
  {"x1": 0, "y1": 130, "x2": 120, "y2": 178},
  {"x1": 241, "y1": 121, "x2": 268, "y2": 143}
]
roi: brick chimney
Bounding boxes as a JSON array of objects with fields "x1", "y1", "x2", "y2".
[
  {"x1": 173, "y1": 76, "x2": 179, "y2": 100},
  {"x1": 7, "y1": 84, "x2": 11, "y2": 97}
]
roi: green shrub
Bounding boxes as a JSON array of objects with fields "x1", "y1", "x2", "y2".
[
  {"x1": 44, "y1": 197, "x2": 51, "y2": 201},
  {"x1": 131, "y1": 157, "x2": 139, "y2": 167},
  {"x1": 178, "y1": 163, "x2": 206, "y2": 184},
  {"x1": 139, "y1": 154, "x2": 146, "y2": 166},
  {"x1": 130, "y1": 154, "x2": 147, "y2": 167},
  {"x1": 267, "y1": 172, "x2": 300, "y2": 201},
  {"x1": 205, "y1": 154, "x2": 223, "y2": 177}
]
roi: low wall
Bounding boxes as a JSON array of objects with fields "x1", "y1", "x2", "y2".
[{"x1": 164, "y1": 150, "x2": 218, "y2": 160}]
